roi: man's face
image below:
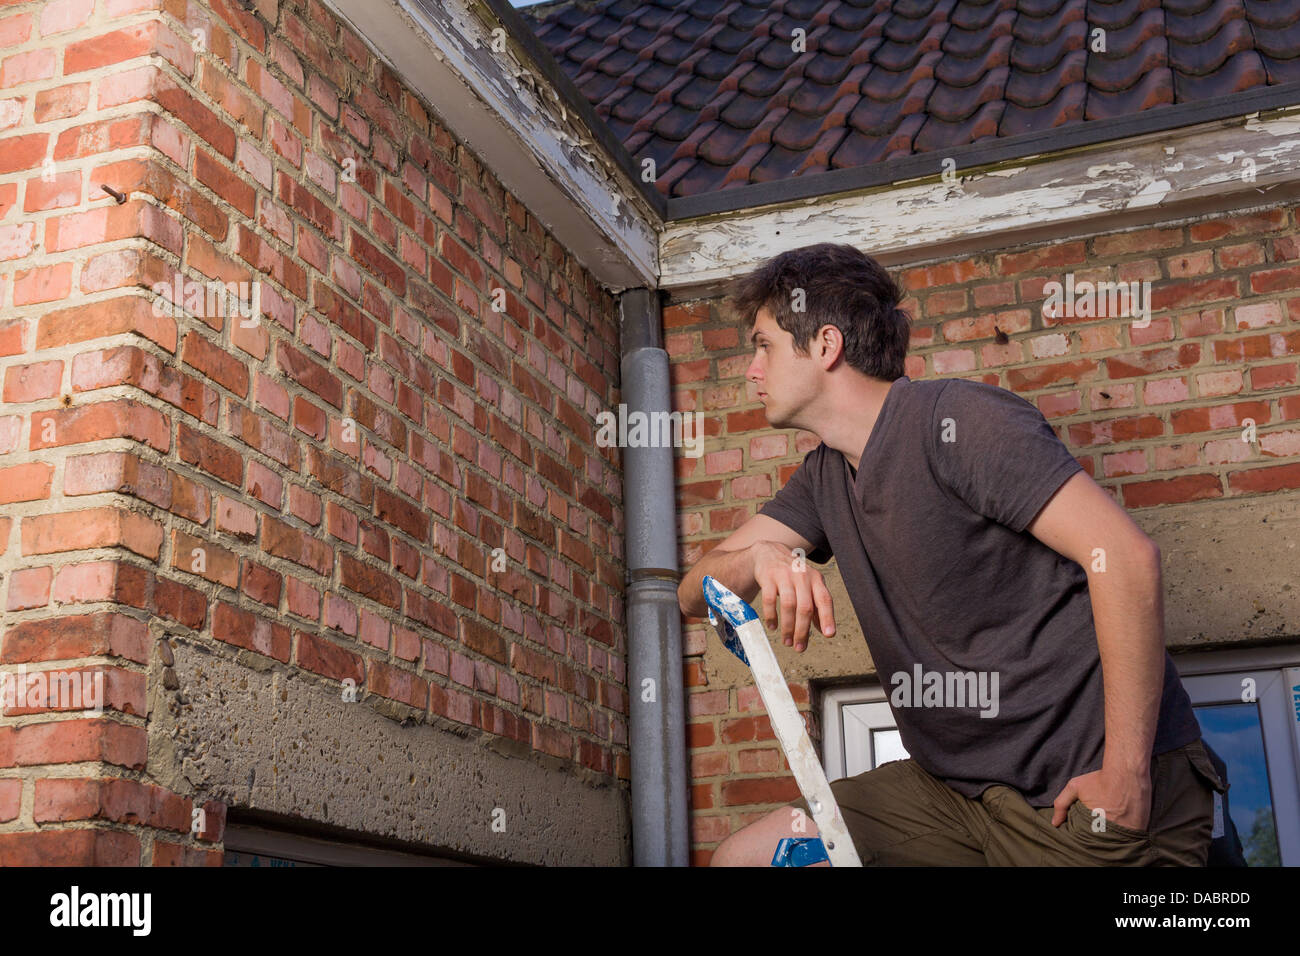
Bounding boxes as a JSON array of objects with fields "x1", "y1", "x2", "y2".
[{"x1": 745, "y1": 307, "x2": 821, "y2": 430}]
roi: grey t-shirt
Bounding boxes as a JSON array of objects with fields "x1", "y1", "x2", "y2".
[{"x1": 757, "y1": 375, "x2": 1201, "y2": 805}]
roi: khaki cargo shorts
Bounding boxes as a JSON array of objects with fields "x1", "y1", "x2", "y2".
[{"x1": 789, "y1": 738, "x2": 1227, "y2": 866}]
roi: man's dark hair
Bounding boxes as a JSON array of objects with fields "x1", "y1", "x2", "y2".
[{"x1": 730, "y1": 243, "x2": 911, "y2": 381}]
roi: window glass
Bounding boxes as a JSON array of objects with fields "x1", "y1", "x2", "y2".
[{"x1": 1195, "y1": 702, "x2": 1280, "y2": 866}]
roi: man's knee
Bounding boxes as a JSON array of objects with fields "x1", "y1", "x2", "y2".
[
  {"x1": 710, "y1": 832, "x2": 742, "y2": 867},
  {"x1": 710, "y1": 806, "x2": 819, "y2": 867},
  {"x1": 711, "y1": 822, "x2": 763, "y2": 867}
]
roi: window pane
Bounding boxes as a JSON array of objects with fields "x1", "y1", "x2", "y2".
[
  {"x1": 841, "y1": 702, "x2": 877, "y2": 777},
  {"x1": 841, "y1": 702, "x2": 910, "y2": 774},
  {"x1": 1194, "y1": 702, "x2": 1281, "y2": 867},
  {"x1": 872, "y1": 728, "x2": 909, "y2": 767}
]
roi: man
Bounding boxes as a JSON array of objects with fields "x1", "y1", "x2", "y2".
[{"x1": 678, "y1": 243, "x2": 1229, "y2": 866}]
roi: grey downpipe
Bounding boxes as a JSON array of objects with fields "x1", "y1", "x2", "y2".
[{"x1": 619, "y1": 288, "x2": 690, "y2": 866}]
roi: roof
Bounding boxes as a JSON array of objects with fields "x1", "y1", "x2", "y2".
[{"x1": 520, "y1": 0, "x2": 1300, "y2": 201}]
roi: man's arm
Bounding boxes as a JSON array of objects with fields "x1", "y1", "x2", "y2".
[
  {"x1": 1026, "y1": 470, "x2": 1164, "y2": 828},
  {"x1": 677, "y1": 514, "x2": 835, "y2": 652}
]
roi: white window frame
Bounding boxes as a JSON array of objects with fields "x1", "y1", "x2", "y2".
[
  {"x1": 820, "y1": 684, "x2": 895, "y2": 783},
  {"x1": 1174, "y1": 644, "x2": 1300, "y2": 867}
]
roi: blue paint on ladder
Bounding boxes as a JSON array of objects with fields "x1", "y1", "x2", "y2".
[
  {"x1": 771, "y1": 837, "x2": 830, "y2": 867},
  {"x1": 701, "y1": 575, "x2": 753, "y2": 666}
]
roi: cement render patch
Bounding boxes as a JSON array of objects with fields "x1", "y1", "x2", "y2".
[
  {"x1": 149, "y1": 638, "x2": 629, "y2": 865},
  {"x1": 1142, "y1": 491, "x2": 1300, "y2": 649}
]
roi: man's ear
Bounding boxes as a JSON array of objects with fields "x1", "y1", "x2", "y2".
[{"x1": 816, "y1": 324, "x2": 843, "y2": 369}]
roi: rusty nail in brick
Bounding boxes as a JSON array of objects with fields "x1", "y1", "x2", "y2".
[{"x1": 101, "y1": 184, "x2": 126, "y2": 204}]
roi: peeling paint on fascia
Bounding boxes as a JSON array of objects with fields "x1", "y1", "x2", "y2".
[
  {"x1": 663, "y1": 108, "x2": 1298, "y2": 284},
  {"x1": 1126, "y1": 178, "x2": 1173, "y2": 209},
  {"x1": 470, "y1": 1, "x2": 633, "y2": 182},
  {"x1": 1086, "y1": 162, "x2": 1135, "y2": 178},
  {"x1": 400, "y1": 0, "x2": 657, "y2": 260},
  {"x1": 1245, "y1": 105, "x2": 1300, "y2": 139},
  {"x1": 659, "y1": 110, "x2": 1300, "y2": 288}
]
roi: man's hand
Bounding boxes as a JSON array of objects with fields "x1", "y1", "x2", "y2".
[
  {"x1": 750, "y1": 541, "x2": 835, "y2": 653},
  {"x1": 1050, "y1": 766, "x2": 1152, "y2": 832}
]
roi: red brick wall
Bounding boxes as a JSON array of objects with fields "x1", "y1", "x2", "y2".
[
  {"x1": 671, "y1": 205, "x2": 1300, "y2": 865},
  {"x1": 0, "y1": 0, "x2": 626, "y2": 865}
]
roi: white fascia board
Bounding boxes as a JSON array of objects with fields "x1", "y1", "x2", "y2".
[
  {"x1": 659, "y1": 104, "x2": 1300, "y2": 298},
  {"x1": 325, "y1": 0, "x2": 658, "y2": 291}
]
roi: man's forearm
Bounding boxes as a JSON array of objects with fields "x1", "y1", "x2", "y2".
[
  {"x1": 1087, "y1": 543, "x2": 1165, "y2": 773},
  {"x1": 677, "y1": 544, "x2": 761, "y2": 618}
]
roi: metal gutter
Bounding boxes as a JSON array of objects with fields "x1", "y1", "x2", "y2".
[{"x1": 618, "y1": 287, "x2": 690, "y2": 867}]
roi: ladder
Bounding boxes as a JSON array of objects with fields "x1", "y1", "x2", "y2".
[{"x1": 702, "y1": 575, "x2": 862, "y2": 868}]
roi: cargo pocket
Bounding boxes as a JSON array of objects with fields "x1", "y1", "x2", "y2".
[
  {"x1": 1146, "y1": 740, "x2": 1222, "y2": 865},
  {"x1": 1186, "y1": 739, "x2": 1227, "y2": 794}
]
